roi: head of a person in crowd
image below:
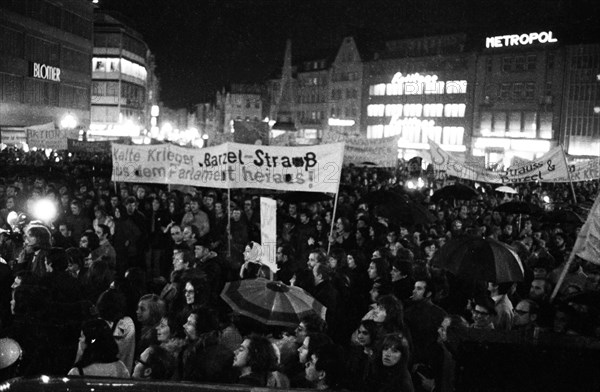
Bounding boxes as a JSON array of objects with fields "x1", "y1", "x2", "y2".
[
  {"x1": 308, "y1": 249, "x2": 327, "y2": 270},
  {"x1": 368, "y1": 256, "x2": 390, "y2": 282},
  {"x1": 529, "y1": 278, "x2": 552, "y2": 302},
  {"x1": 183, "y1": 307, "x2": 219, "y2": 341},
  {"x1": 298, "y1": 210, "x2": 311, "y2": 225},
  {"x1": 214, "y1": 201, "x2": 225, "y2": 216},
  {"x1": 286, "y1": 202, "x2": 297, "y2": 217},
  {"x1": 530, "y1": 256, "x2": 552, "y2": 279},
  {"x1": 95, "y1": 224, "x2": 110, "y2": 244},
  {"x1": 231, "y1": 205, "x2": 242, "y2": 221},
  {"x1": 346, "y1": 251, "x2": 365, "y2": 270},
  {"x1": 4, "y1": 196, "x2": 16, "y2": 212},
  {"x1": 513, "y1": 299, "x2": 539, "y2": 330},
  {"x1": 93, "y1": 205, "x2": 108, "y2": 220},
  {"x1": 233, "y1": 334, "x2": 278, "y2": 378},
  {"x1": 386, "y1": 230, "x2": 398, "y2": 245},
  {"x1": 421, "y1": 239, "x2": 437, "y2": 260},
  {"x1": 298, "y1": 332, "x2": 333, "y2": 365},
  {"x1": 119, "y1": 186, "x2": 130, "y2": 201},
  {"x1": 66, "y1": 247, "x2": 85, "y2": 275},
  {"x1": 313, "y1": 263, "x2": 332, "y2": 286},
  {"x1": 75, "y1": 318, "x2": 120, "y2": 369},
  {"x1": 374, "y1": 294, "x2": 405, "y2": 331},
  {"x1": 70, "y1": 199, "x2": 83, "y2": 216},
  {"x1": 136, "y1": 186, "x2": 147, "y2": 202},
  {"x1": 437, "y1": 315, "x2": 468, "y2": 345},
  {"x1": 182, "y1": 224, "x2": 199, "y2": 245},
  {"x1": 276, "y1": 244, "x2": 293, "y2": 265},
  {"x1": 24, "y1": 223, "x2": 52, "y2": 251},
  {"x1": 183, "y1": 277, "x2": 209, "y2": 307},
  {"x1": 149, "y1": 197, "x2": 161, "y2": 212},
  {"x1": 172, "y1": 249, "x2": 194, "y2": 271},
  {"x1": 110, "y1": 195, "x2": 120, "y2": 209},
  {"x1": 80, "y1": 230, "x2": 100, "y2": 251},
  {"x1": 189, "y1": 197, "x2": 201, "y2": 214},
  {"x1": 57, "y1": 222, "x2": 72, "y2": 239},
  {"x1": 44, "y1": 247, "x2": 68, "y2": 273},
  {"x1": 327, "y1": 249, "x2": 346, "y2": 270},
  {"x1": 125, "y1": 196, "x2": 137, "y2": 215},
  {"x1": 471, "y1": 296, "x2": 496, "y2": 329},
  {"x1": 295, "y1": 314, "x2": 326, "y2": 345},
  {"x1": 390, "y1": 259, "x2": 412, "y2": 282},
  {"x1": 132, "y1": 344, "x2": 175, "y2": 380},
  {"x1": 355, "y1": 227, "x2": 370, "y2": 244},
  {"x1": 356, "y1": 320, "x2": 378, "y2": 350},
  {"x1": 156, "y1": 314, "x2": 185, "y2": 344},
  {"x1": 380, "y1": 333, "x2": 409, "y2": 369},
  {"x1": 335, "y1": 217, "x2": 351, "y2": 234},
  {"x1": 78, "y1": 247, "x2": 92, "y2": 268},
  {"x1": 369, "y1": 281, "x2": 391, "y2": 303},
  {"x1": 304, "y1": 343, "x2": 343, "y2": 390},
  {"x1": 136, "y1": 294, "x2": 166, "y2": 327},
  {"x1": 169, "y1": 223, "x2": 185, "y2": 244}
]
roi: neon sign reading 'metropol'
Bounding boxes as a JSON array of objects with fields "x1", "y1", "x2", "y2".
[{"x1": 486, "y1": 31, "x2": 558, "y2": 48}]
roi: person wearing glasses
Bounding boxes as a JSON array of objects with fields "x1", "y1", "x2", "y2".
[
  {"x1": 512, "y1": 299, "x2": 539, "y2": 332},
  {"x1": 469, "y1": 296, "x2": 496, "y2": 330}
]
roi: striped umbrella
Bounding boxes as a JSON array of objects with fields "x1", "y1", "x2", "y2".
[
  {"x1": 432, "y1": 236, "x2": 525, "y2": 283},
  {"x1": 220, "y1": 278, "x2": 326, "y2": 328}
]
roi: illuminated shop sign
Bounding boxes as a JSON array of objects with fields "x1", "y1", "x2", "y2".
[
  {"x1": 369, "y1": 73, "x2": 467, "y2": 96},
  {"x1": 29, "y1": 62, "x2": 61, "y2": 82},
  {"x1": 485, "y1": 31, "x2": 557, "y2": 48},
  {"x1": 328, "y1": 118, "x2": 355, "y2": 127}
]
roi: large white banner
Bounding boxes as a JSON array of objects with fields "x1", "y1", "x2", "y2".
[
  {"x1": 429, "y1": 139, "x2": 572, "y2": 184},
  {"x1": 260, "y1": 197, "x2": 278, "y2": 273},
  {"x1": 111, "y1": 142, "x2": 344, "y2": 193}
]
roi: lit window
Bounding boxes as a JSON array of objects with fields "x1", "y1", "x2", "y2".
[
  {"x1": 508, "y1": 112, "x2": 522, "y2": 133},
  {"x1": 367, "y1": 125, "x2": 384, "y2": 139},
  {"x1": 480, "y1": 112, "x2": 492, "y2": 134},
  {"x1": 404, "y1": 104, "x2": 422, "y2": 117},
  {"x1": 539, "y1": 113, "x2": 553, "y2": 139},
  {"x1": 369, "y1": 84, "x2": 386, "y2": 96},
  {"x1": 443, "y1": 104, "x2": 465, "y2": 117},
  {"x1": 367, "y1": 104, "x2": 385, "y2": 117},
  {"x1": 386, "y1": 83, "x2": 403, "y2": 96},
  {"x1": 493, "y1": 112, "x2": 507, "y2": 133},
  {"x1": 445, "y1": 80, "x2": 467, "y2": 94},
  {"x1": 385, "y1": 104, "x2": 403, "y2": 117},
  {"x1": 442, "y1": 127, "x2": 464, "y2": 145},
  {"x1": 423, "y1": 104, "x2": 443, "y2": 117}
]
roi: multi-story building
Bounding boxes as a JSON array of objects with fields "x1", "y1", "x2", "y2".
[
  {"x1": 472, "y1": 30, "x2": 564, "y2": 166},
  {"x1": 326, "y1": 37, "x2": 364, "y2": 140},
  {"x1": 89, "y1": 10, "x2": 150, "y2": 141},
  {"x1": 0, "y1": 0, "x2": 93, "y2": 144},
  {"x1": 295, "y1": 54, "x2": 330, "y2": 145},
  {"x1": 561, "y1": 43, "x2": 600, "y2": 157},
  {"x1": 216, "y1": 84, "x2": 263, "y2": 134},
  {"x1": 363, "y1": 34, "x2": 475, "y2": 160}
]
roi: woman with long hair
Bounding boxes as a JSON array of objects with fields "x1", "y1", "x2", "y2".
[
  {"x1": 366, "y1": 333, "x2": 414, "y2": 392},
  {"x1": 232, "y1": 334, "x2": 278, "y2": 387},
  {"x1": 156, "y1": 314, "x2": 186, "y2": 361},
  {"x1": 345, "y1": 320, "x2": 379, "y2": 391},
  {"x1": 136, "y1": 294, "x2": 166, "y2": 357},
  {"x1": 68, "y1": 318, "x2": 130, "y2": 378}
]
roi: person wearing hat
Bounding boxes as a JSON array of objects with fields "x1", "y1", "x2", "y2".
[{"x1": 0, "y1": 337, "x2": 22, "y2": 381}]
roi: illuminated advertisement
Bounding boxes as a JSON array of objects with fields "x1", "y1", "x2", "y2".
[{"x1": 485, "y1": 31, "x2": 558, "y2": 48}]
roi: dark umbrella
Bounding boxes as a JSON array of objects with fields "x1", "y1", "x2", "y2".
[
  {"x1": 543, "y1": 209, "x2": 585, "y2": 225},
  {"x1": 277, "y1": 191, "x2": 332, "y2": 204},
  {"x1": 431, "y1": 236, "x2": 525, "y2": 283},
  {"x1": 376, "y1": 200, "x2": 436, "y2": 226},
  {"x1": 359, "y1": 189, "x2": 409, "y2": 205},
  {"x1": 220, "y1": 278, "x2": 326, "y2": 328},
  {"x1": 431, "y1": 183, "x2": 478, "y2": 203},
  {"x1": 496, "y1": 201, "x2": 544, "y2": 215}
]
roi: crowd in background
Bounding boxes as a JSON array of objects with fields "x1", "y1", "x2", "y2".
[{"x1": 0, "y1": 147, "x2": 599, "y2": 391}]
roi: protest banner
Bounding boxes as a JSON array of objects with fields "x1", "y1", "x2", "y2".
[
  {"x1": 428, "y1": 139, "x2": 571, "y2": 184},
  {"x1": 344, "y1": 136, "x2": 399, "y2": 167},
  {"x1": 260, "y1": 197, "x2": 278, "y2": 273},
  {"x1": 111, "y1": 142, "x2": 345, "y2": 193},
  {"x1": 68, "y1": 139, "x2": 112, "y2": 154},
  {"x1": 26, "y1": 122, "x2": 68, "y2": 150},
  {"x1": 550, "y1": 158, "x2": 600, "y2": 183}
]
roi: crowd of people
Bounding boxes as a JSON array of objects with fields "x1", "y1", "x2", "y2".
[{"x1": 0, "y1": 147, "x2": 599, "y2": 391}]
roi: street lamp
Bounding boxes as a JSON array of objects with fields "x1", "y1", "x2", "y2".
[{"x1": 60, "y1": 114, "x2": 77, "y2": 130}]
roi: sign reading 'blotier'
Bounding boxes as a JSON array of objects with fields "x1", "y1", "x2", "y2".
[
  {"x1": 485, "y1": 31, "x2": 558, "y2": 48},
  {"x1": 29, "y1": 62, "x2": 61, "y2": 82}
]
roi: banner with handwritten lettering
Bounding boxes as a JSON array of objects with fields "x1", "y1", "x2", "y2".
[
  {"x1": 26, "y1": 123, "x2": 68, "y2": 150},
  {"x1": 68, "y1": 139, "x2": 112, "y2": 154},
  {"x1": 428, "y1": 139, "x2": 571, "y2": 184},
  {"x1": 344, "y1": 136, "x2": 399, "y2": 167},
  {"x1": 111, "y1": 142, "x2": 344, "y2": 193}
]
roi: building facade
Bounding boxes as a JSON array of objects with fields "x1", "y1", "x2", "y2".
[
  {"x1": 0, "y1": 0, "x2": 93, "y2": 144},
  {"x1": 561, "y1": 43, "x2": 600, "y2": 157},
  {"x1": 295, "y1": 56, "x2": 330, "y2": 144},
  {"x1": 89, "y1": 11, "x2": 150, "y2": 141},
  {"x1": 326, "y1": 37, "x2": 363, "y2": 140},
  {"x1": 472, "y1": 30, "x2": 564, "y2": 166},
  {"x1": 363, "y1": 34, "x2": 475, "y2": 160}
]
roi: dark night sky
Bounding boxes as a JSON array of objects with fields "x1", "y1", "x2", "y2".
[{"x1": 99, "y1": 0, "x2": 600, "y2": 108}]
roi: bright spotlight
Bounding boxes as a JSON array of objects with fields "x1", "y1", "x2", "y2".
[
  {"x1": 542, "y1": 195, "x2": 551, "y2": 203},
  {"x1": 32, "y1": 199, "x2": 58, "y2": 223},
  {"x1": 60, "y1": 114, "x2": 77, "y2": 129}
]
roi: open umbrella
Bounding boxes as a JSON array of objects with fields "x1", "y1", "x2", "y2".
[
  {"x1": 496, "y1": 201, "x2": 543, "y2": 215},
  {"x1": 431, "y1": 183, "x2": 478, "y2": 203},
  {"x1": 543, "y1": 209, "x2": 585, "y2": 225},
  {"x1": 220, "y1": 278, "x2": 326, "y2": 328},
  {"x1": 431, "y1": 236, "x2": 525, "y2": 282},
  {"x1": 277, "y1": 191, "x2": 332, "y2": 204}
]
